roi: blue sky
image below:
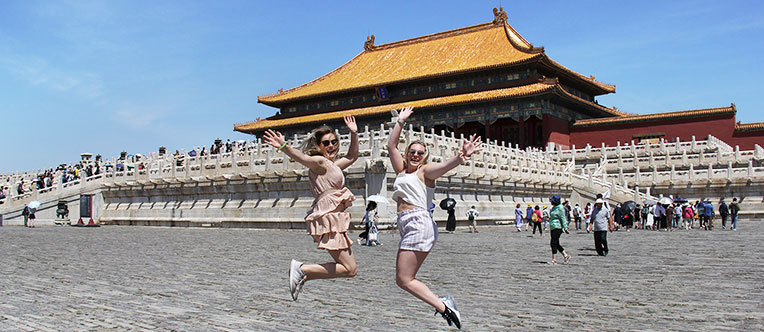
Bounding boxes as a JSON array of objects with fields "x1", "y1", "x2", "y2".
[{"x1": 1, "y1": 0, "x2": 763, "y2": 173}]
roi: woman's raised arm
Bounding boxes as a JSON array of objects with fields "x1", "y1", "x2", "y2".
[
  {"x1": 263, "y1": 129, "x2": 326, "y2": 174},
  {"x1": 423, "y1": 134, "x2": 483, "y2": 181},
  {"x1": 387, "y1": 106, "x2": 413, "y2": 174},
  {"x1": 335, "y1": 115, "x2": 359, "y2": 170}
]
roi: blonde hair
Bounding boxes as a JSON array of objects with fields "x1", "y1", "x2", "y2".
[
  {"x1": 302, "y1": 126, "x2": 337, "y2": 157},
  {"x1": 403, "y1": 140, "x2": 429, "y2": 168}
]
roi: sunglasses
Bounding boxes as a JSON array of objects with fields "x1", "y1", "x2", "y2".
[
  {"x1": 408, "y1": 149, "x2": 426, "y2": 156},
  {"x1": 321, "y1": 139, "x2": 339, "y2": 147}
]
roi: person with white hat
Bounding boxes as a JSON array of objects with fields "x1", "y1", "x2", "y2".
[{"x1": 590, "y1": 198, "x2": 614, "y2": 256}]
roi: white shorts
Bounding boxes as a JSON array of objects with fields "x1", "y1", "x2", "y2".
[{"x1": 397, "y1": 208, "x2": 438, "y2": 252}]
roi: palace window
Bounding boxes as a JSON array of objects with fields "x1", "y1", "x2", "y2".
[{"x1": 445, "y1": 83, "x2": 456, "y2": 89}]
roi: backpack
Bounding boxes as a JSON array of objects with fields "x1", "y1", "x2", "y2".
[{"x1": 531, "y1": 212, "x2": 539, "y2": 222}]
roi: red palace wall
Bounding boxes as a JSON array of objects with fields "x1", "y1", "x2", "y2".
[
  {"x1": 568, "y1": 114, "x2": 763, "y2": 150},
  {"x1": 732, "y1": 130, "x2": 764, "y2": 149},
  {"x1": 543, "y1": 114, "x2": 571, "y2": 149}
]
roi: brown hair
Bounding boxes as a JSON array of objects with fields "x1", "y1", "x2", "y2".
[
  {"x1": 403, "y1": 140, "x2": 429, "y2": 169},
  {"x1": 302, "y1": 126, "x2": 337, "y2": 157}
]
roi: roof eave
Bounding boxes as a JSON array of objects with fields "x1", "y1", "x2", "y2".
[{"x1": 257, "y1": 56, "x2": 544, "y2": 107}]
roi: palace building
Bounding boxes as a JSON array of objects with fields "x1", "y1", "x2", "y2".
[{"x1": 234, "y1": 8, "x2": 763, "y2": 150}]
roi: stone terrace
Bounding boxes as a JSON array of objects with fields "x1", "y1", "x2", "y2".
[{"x1": 0, "y1": 225, "x2": 762, "y2": 331}]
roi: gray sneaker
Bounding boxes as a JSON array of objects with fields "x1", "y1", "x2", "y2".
[
  {"x1": 437, "y1": 295, "x2": 462, "y2": 329},
  {"x1": 289, "y1": 259, "x2": 306, "y2": 301}
]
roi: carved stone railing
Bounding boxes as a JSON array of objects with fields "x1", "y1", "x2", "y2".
[{"x1": 2, "y1": 124, "x2": 577, "y2": 216}]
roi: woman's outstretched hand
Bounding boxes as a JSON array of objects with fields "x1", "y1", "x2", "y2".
[
  {"x1": 344, "y1": 115, "x2": 358, "y2": 133},
  {"x1": 263, "y1": 129, "x2": 285, "y2": 148},
  {"x1": 461, "y1": 134, "x2": 484, "y2": 158},
  {"x1": 397, "y1": 106, "x2": 414, "y2": 123}
]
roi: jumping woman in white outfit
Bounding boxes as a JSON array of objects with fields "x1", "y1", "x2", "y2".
[{"x1": 388, "y1": 106, "x2": 482, "y2": 329}]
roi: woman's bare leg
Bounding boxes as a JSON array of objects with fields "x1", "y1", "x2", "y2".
[
  {"x1": 396, "y1": 249, "x2": 446, "y2": 313},
  {"x1": 302, "y1": 248, "x2": 357, "y2": 280}
]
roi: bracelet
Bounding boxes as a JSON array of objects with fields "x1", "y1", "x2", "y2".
[
  {"x1": 277, "y1": 142, "x2": 288, "y2": 151},
  {"x1": 396, "y1": 119, "x2": 406, "y2": 126},
  {"x1": 458, "y1": 151, "x2": 467, "y2": 160}
]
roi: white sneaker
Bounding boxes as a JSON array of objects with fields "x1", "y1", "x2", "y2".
[
  {"x1": 438, "y1": 295, "x2": 462, "y2": 329},
  {"x1": 289, "y1": 259, "x2": 306, "y2": 301}
]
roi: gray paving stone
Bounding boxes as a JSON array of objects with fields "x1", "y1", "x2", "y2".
[{"x1": 0, "y1": 224, "x2": 762, "y2": 331}]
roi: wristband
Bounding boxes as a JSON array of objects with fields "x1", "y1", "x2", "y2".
[
  {"x1": 396, "y1": 119, "x2": 406, "y2": 126},
  {"x1": 277, "y1": 142, "x2": 288, "y2": 151}
]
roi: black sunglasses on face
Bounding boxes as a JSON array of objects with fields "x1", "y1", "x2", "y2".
[
  {"x1": 408, "y1": 149, "x2": 426, "y2": 156},
  {"x1": 321, "y1": 139, "x2": 339, "y2": 147}
]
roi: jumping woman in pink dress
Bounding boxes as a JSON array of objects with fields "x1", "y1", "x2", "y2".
[
  {"x1": 388, "y1": 106, "x2": 482, "y2": 329},
  {"x1": 263, "y1": 115, "x2": 359, "y2": 301}
]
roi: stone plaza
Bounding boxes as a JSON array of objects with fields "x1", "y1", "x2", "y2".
[{"x1": 1, "y1": 224, "x2": 762, "y2": 331}]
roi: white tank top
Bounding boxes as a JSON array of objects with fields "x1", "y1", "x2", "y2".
[{"x1": 392, "y1": 171, "x2": 435, "y2": 210}]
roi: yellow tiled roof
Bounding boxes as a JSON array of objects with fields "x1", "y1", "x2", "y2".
[
  {"x1": 237, "y1": 80, "x2": 617, "y2": 132},
  {"x1": 572, "y1": 105, "x2": 737, "y2": 128},
  {"x1": 258, "y1": 14, "x2": 614, "y2": 105},
  {"x1": 735, "y1": 122, "x2": 764, "y2": 132}
]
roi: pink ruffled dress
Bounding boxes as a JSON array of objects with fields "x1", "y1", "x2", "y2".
[{"x1": 305, "y1": 157, "x2": 355, "y2": 250}]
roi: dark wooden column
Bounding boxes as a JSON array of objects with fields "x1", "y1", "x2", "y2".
[{"x1": 518, "y1": 115, "x2": 525, "y2": 148}]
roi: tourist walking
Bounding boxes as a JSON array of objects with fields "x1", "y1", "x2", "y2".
[
  {"x1": 694, "y1": 201, "x2": 706, "y2": 229},
  {"x1": 583, "y1": 202, "x2": 592, "y2": 233},
  {"x1": 532, "y1": 205, "x2": 543, "y2": 237},
  {"x1": 525, "y1": 204, "x2": 533, "y2": 231},
  {"x1": 466, "y1": 206, "x2": 479, "y2": 233},
  {"x1": 22, "y1": 205, "x2": 30, "y2": 227},
  {"x1": 542, "y1": 205, "x2": 550, "y2": 231},
  {"x1": 653, "y1": 203, "x2": 665, "y2": 230},
  {"x1": 263, "y1": 115, "x2": 360, "y2": 301},
  {"x1": 573, "y1": 203, "x2": 583, "y2": 230},
  {"x1": 514, "y1": 204, "x2": 524, "y2": 232},
  {"x1": 644, "y1": 204, "x2": 655, "y2": 230},
  {"x1": 682, "y1": 204, "x2": 694, "y2": 230},
  {"x1": 613, "y1": 203, "x2": 623, "y2": 230},
  {"x1": 703, "y1": 200, "x2": 715, "y2": 230},
  {"x1": 719, "y1": 200, "x2": 729, "y2": 229},
  {"x1": 358, "y1": 202, "x2": 379, "y2": 246},
  {"x1": 563, "y1": 201, "x2": 572, "y2": 229},
  {"x1": 590, "y1": 198, "x2": 613, "y2": 256},
  {"x1": 665, "y1": 203, "x2": 675, "y2": 231},
  {"x1": 729, "y1": 198, "x2": 740, "y2": 230},
  {"x1": 446, "y1": 206, "x2": 457, "y2": 233},
  {"x1": 387, "y1": 106, "x2": 482, "y2": 329},
  {"x1": 547, "y1": 195, "x2": 570, "y2": 264}
]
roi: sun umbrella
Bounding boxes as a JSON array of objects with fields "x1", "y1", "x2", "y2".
[
  {"x1": 366, "y1": 194, "x2": 388, "y2": 205},
  {"x1": 621, "y1": 200, "x2": 637, "y2": 214},
  {"x1": 644, "y1": 199, "x2": 656, "y2": 206},
  {"x1": 439, "y1": 197, "x2": 456, "y2": 210},
  {"x1": 658, "y1": 197, "x2": 673, "y2": 205},
  {"x1": 28, "y1": 201, "x2": 41, "y2": 209}
]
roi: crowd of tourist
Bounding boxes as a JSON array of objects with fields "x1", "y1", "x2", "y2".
[{"x1": 0, "y1": 137, "x2": 254, "y2": 205}]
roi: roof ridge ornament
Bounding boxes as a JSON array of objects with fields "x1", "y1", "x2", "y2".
[
  {"x1": 364, "y1": 35, "x2": 376, "y2": 51},
  {"x1": 539, "y1": 75, "x2": 559, "y2": 85},
  {"x1": 493, "y1": 7, "x2": 507, "y2": 25}
]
